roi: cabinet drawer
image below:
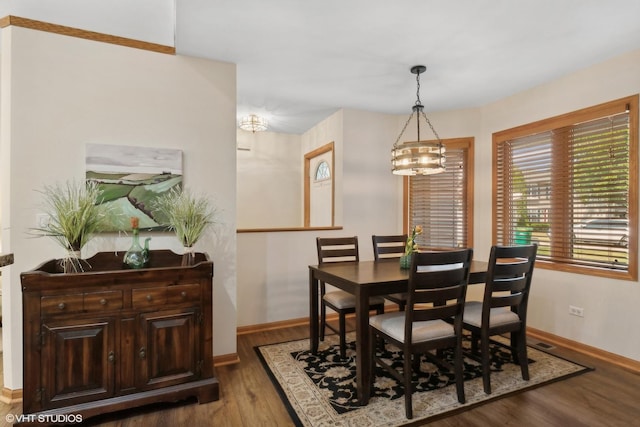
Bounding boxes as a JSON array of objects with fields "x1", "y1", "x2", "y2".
[
  {"x1": 41, "y1": 294, "x2": 84, "y2": 315},
  {"x1": 132, "y1": 287, "x2": 167, "y2": 309},
  {"x1": 167, "y1": 284, "x2": 201, "y2": 304},
  {"x1": 84, "y1": 290, "x2": 123, "y2": 311}
]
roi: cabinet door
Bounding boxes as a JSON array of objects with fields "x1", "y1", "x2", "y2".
[
  {"x1": 41, "y1": 318, "x2": 115, "y2": 408},
  {"x1": 136, "y1": 309, "x2": 201, "y2": 389}
]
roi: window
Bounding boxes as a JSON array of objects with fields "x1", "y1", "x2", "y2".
[
  {"x1": 493, "y1": 95, "x2": 638, "y2": 280},
  {"x1": 406, "y1": 138, "x2": 474, "y2": 249},
  {"x1": 315, "y1": 160, "x2": 331, "y2": 181}
]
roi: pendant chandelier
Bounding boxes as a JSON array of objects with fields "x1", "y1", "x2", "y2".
[
  {"x1": 391, "y1": 65, "x2": 445, "y2": 175},
  {"x1": 239, "y1": 114, "x2": 268, "y2": 133}
]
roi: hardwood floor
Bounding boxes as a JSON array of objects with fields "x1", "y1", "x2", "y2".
[{"x1": 1, "y1": 323, "x2": 639, "y2": 426}]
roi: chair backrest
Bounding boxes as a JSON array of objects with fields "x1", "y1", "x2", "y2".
[
  {"x1": 405, "y1": 249, "x2": 474, "y2": 341},
  {"x1": 482, "y1": 244, "x2": 537, "y2": 323},
  {"x1": 316, "y1": 236, "x2": 359, "y2": 265},
  {"x1": 372, "y1": 234, "x2": 407, "y2": 261}
]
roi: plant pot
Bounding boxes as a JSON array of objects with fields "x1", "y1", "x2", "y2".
[
  {"x1": 182, "y1": 246, "x2": 196, "y2": 266},
  {"x1": 514, "y1": 227, "x2": 533, "y2": 245},
  {"x1": 400, "y1": 254, "x2": 412, "y2": 269},
  {"x1": 58, "y1": 250, "x2": 84, "y2": 273}
]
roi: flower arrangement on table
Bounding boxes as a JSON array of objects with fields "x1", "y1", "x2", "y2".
[
  {"x1": 405, "y1": 225, "x2": 423, "y2": 255},
  {"x1": 400, "y1": 225, "x2": 423, "y2": 269}
]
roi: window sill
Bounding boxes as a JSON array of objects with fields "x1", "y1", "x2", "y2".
[
  {"x1": 237, "y1": 226, "x2": 343, "y2": 233},
  {"x1": 536, "y1": 259, "x2": 637, "y2": 281}
]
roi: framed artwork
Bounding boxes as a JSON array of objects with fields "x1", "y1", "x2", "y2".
[{"x1": 86, "y1": 143, "x2": 183, "y2": 231}]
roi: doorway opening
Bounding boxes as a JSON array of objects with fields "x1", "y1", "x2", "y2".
[{"x1": 304, "y1": 142, "x2": 335, "y2": 227}]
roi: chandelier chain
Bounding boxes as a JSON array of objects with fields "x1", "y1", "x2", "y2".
[
  {"x1": 394, "y1": 113, "x2": 414, "y2": 147},
  {"x1": 393, "y1": 69, "x2": 442, "y2": 146},
  {"x1": 421, "y1": 110, "x2": 442, "y2": 142},
  {"x1": 415, "y1": 71, "x2": 422, "y2": 107}
]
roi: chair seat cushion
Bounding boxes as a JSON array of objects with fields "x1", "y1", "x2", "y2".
[
  {"x1": 369, "y1": 312, "x2": 455, "y2": 343},
  {"x1": 463, "y1": 300, "x2": 520, "y2": 328},
  {"x1": 323, "y1": 290, "x2": 385, "y2": 310}
]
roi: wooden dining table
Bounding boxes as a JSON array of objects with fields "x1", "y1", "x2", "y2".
[{"x1": 308, "y1": 258, "x2": 488, "y2": 405}]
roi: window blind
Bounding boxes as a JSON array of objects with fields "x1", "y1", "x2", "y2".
[
  {"x1": 494, "y1": 96, "x2": 637, "y2": 279},
  {"x1": 409, "y1": 142, "x2": 469, "y2": 249}
]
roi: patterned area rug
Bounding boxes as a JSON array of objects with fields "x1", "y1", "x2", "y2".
[{"x1": 256, "y1": 332, "x2": 592, "y2": 426}]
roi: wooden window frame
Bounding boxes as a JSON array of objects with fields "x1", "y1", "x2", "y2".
[{"x1": 492, "y1": 95, "x2": 638, "y2": 281}]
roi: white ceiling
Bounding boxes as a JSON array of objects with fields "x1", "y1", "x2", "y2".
[{"x1": 3, "y1": 0, "x2": 640, "y2": 134}]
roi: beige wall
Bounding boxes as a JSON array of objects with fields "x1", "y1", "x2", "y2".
[
  {"x1": 477, "y1": 48, "x2": 640, "y2": 361},
  {"x1": 236, "y1": 109, "x2": 403, "y2": 327},
  {"x1": 302, "y1": 110, "x2": 345, "y2": 225},
  {"x1": 0, "y1": 26, "x2": 238, "y2": 390},
  {"x1": 236, "y1": 111, "x2": 345, "y2": 326},
  {"x1": 237, "y1": 129, "x2": 302, "y2": 228}
]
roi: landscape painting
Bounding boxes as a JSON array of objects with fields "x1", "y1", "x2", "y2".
[{"x1": 86, "y1": 143, "x2": 183, "y2": 231}]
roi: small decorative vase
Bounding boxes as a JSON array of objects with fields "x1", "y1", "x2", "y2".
[
  {"x1": 60, "y1": 249, "x2": 83, "y2": 273},
  {"x1": 124, "y1": 217, "x2": 146, "y2": 269},
  {"x1": 142, "y1": 237, "x2": 152, "y2": 267},
  {"x1": 182, "y1": 246, "x2": 196, "y2": 266},
  {"x1": 400, "y1": 253, "x2": 412, "y2": 269}
]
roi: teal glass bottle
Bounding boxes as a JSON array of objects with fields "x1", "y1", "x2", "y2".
[
  {"x1": 124, "y1": 217, "x2": 146, "y2": 269},
  {"x1": 142, "y1": 237, "x2": 151, "y2": 267}
]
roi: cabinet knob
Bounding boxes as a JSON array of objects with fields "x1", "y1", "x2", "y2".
[
  {"x1": 100, "y1": 298, "x2": 107, "y2": 306},
  {"x1": 146, "y1": 294, "x2": 152, "y2": 302},
  {"x1": 58, "y1": 302, "x2": 66, "y2": 310},
  {"x1": 139, "y1": 347, "x2": 146, "y2": 359},
  {"x1": 181, "y1": 291, "x2": 187, "y2": 299},
  {"x1": 108, "y1": 351, "x2": 115, "y2": 363}
]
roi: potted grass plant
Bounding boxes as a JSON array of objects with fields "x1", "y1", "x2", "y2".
[
  {"x1": 31, "y1": 180, "x2": 113, "y2": 272},
  {"x1": 400, "y1": 225, "x2": 423, "y2": 269},
  {"x1": 153, "y1": 187, "x2": 218, "y2": 265}
]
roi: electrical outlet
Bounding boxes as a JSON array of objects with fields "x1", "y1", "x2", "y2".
[
  {"x1": 36, "y1": 213, "x2": 50, "y2": 229},
  {"x1": 569, "y1": 305, "x2": 584, "y2": 317}
]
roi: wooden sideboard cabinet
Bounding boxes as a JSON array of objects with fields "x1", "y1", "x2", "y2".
[{"x1": 20, "y1": 250, "x2": 219, "y2": 424}]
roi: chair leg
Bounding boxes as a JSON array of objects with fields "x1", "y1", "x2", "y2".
[
  {"x1": 369, "y1": 327, "x2": 378, "y2": 396},
  {"x1": 404, "y1": 351, "x2": 414, "y2": 419},
  {"x1": 481, "y1": 330, "x2": 492, "y2": 394},
  {"x1": 515, "y1": 329, "x2": 530, "y2": 380},
  {"x1": 454, "y1": 337, "x2": 466, "y2": 403},
  {"x1": 320, "y1": 302, "x2": 326, "y2": 341},
  {"x1": 470, "y1": 332, "x2": 479, "y2": 355},
  {"x1": 411, "y1": 352, "x2": 420, "y2": 373},
  {"x1": 338, "y1": 312, "x2": 347, "y2": 359},
  {"x1": 511, "y1": 329, "x2": 519, "y2": 364},
  {"x1": 371, "y1": 305, "x2": 386, "y2": 350},
  {"x1": 399, "y1": 302, "x2": 406, "y2": 312}
]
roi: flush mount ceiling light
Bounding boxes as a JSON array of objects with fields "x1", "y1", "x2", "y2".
[
  {"x1": 238, "y1": 114, "x2": 268, "y2": 133},
  {"x1": 391, "y1": 65, "x2": 445, "y2": 175}
]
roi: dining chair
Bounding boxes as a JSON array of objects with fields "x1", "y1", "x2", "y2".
[
  {"x1": 462, "y1": 244, "x2": 537, "y2": 394},
  {"x1": 372, "y1": 234, "x2": 408, "y2": 310},
  {"x1": 369, "y1": 248, "x2": 473, "y2": 419},
  {"x1": 316, "y1": 236, "x2": 386, "y2": 359},
  {"x1": 372, "y1": 234, "x2": 407, "y2": 261}
]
